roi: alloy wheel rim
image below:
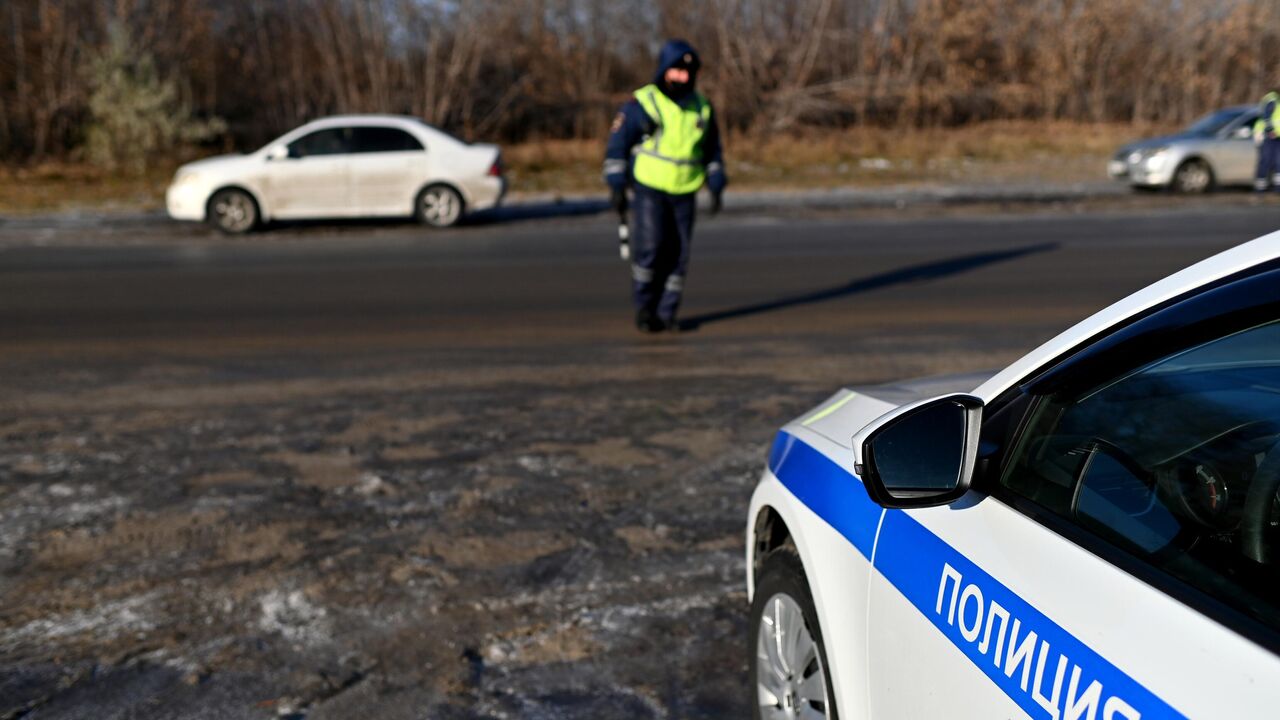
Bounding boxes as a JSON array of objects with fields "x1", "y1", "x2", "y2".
[
  {"x1": 214, "y1": 193, "x2": 253, "y2": 231},
  {"x1": 756, "y1": 592, "x2": 830, "y2": 719},
  {"x1": 1179, "y1": 165, "x2": 1209, "y2": 192},
  {"x1": 422, "y1": 189, "x2": 459, "y2": 226}
]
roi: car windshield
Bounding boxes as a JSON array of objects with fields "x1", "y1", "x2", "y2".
[{"x1": 1183, "y1": 109, "x2": 1245, "y2": 136}]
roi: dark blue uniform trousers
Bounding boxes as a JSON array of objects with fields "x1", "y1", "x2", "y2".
[
  {"x1": 1256, "y1": 138, "x2": 1280, "y2": 190},
  {"x1": 630, "y1": 185, "x2": 696, "y2": 323}
]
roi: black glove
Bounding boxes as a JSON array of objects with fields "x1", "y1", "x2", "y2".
[
  {"x1": 709, "y1": 191, "x2": 722, "y2": 216},
  {"x1": 610, "y1": 186, "x2": 628, "y2": 216}
]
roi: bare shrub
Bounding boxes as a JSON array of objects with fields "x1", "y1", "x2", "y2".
[{"x1": 1, "y1": 0, "x2": 1279, "y2": 162}]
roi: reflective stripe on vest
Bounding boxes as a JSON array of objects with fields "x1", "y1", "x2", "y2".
[{"x1": 632, "y1": 84, "x2": 710, "y2": 195}]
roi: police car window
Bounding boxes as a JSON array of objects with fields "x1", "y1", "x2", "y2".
[
  {"x1": 1001, "y1": 320, "x2": 1280, "y2": 631},
  {"x1": 352, "y1": 127, "x2": 424, "y2": 153},
  {"x1": 288, "y1": 128, "x2": 353, "y2": 158}
]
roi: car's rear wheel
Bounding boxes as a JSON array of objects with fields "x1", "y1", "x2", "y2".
[
  {"x1": 1172, "y1": 159, "x2": 1213, "y2": 194},
  {"x1": 206, "y1": 188, "x2": 259, "y2": 234},
  {"x1": 416, "y1": 185, "x2": 464, "y2": 228},
  {"x1": 750, "y1": 550, "x2": 838, "y2": 720}
]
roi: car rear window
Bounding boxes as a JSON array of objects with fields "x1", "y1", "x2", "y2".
[{"x1": 353, "y1": 127, "x2": 424, "y2": 153}]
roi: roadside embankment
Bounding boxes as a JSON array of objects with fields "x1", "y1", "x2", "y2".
[{"x1": 0, "y1": 121, "x2": 1161, "y2": 216}]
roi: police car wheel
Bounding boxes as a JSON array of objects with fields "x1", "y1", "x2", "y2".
[
  {"x1": 207, "y1": 188, "x2": 259, "y2": 234},
  {"x1": 750, "y1": 550, "x2": 838, "y2": 720},
  {"x1": 416, "y1": 185, "x2": 464, "y2": 228},
  {"x1": 1172, "y1": 159, "x2": 1213, "y2": 194}
]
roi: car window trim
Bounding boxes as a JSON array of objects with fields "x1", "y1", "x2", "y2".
[{"x1": 1020, "y1": 258, "x2": 1280, "y2": 397}]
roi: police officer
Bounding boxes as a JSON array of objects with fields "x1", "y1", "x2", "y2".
[
  {"x1": 604, "y1": 39, "x2": 726, "y2": 333},
  {"x1": 1254, "y1": 90, "x2": 1280, "y2": 191}
]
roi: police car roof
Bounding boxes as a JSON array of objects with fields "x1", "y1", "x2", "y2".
[{"x1": 974, "y1": 228, "x2": 1280, "y2": 400}]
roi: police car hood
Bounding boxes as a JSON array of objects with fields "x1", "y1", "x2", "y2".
[{"x1": 794, "y1": 370, "x2": 997, "y2": 449}]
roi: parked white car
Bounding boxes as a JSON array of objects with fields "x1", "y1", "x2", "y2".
[
  {"x1": 167, "y1": 115, "x2": 505, "y2": 233},
  {"x1": 747, "y1": 233, "x2": 1280, "y2": 718}
]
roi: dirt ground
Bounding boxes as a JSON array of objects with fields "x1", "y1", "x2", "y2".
[
  {"x1": 1, "y1": 329, "x2": 1027, "y2": 718},
  {"x1": 2, "y1": 202, "x2": 1269, "y2": 718}
]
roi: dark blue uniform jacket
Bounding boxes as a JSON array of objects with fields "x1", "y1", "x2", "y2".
[{"x1": 604, "y1": 39, "x2": 726, "y2": 196}]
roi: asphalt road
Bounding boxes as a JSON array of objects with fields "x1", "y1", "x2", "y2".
[
  {"x1": 4, "y1": 204, "x2": 1278, "y2": 348},
  {"x1": 2, "y1": 205, "x2": 1278, "y2": 719}
]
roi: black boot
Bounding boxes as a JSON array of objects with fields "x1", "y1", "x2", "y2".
[{"x1": 635, "y1": 308, "x2": 666, "y2": 333}]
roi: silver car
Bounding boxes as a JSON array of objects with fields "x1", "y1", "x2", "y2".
[{"x1": 1108, "y1": 105, "x2": 1261, "y2": 193}]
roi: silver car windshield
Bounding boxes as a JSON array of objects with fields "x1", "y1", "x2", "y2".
[{"x1": 1184, "y1": 109, "x2": 1246, "y2": 136}]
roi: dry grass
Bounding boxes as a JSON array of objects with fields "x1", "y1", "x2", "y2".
[
  {"x1": 509, "y1": 121, "x2": 1173, "y2": 194},
  {"x1": 0, "y1": 163, "x2": 172, "y2": 215},
  {"x1": 0, "y1": 121, "x2": 1171, "y2": 214}
]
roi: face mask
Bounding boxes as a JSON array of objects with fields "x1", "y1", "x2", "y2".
[{"x1": 664, "y1": 74, "x2": 694, "y2": 98}]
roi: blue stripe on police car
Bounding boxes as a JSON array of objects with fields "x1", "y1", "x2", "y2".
[{"x1": 768, "y1": 431, "x2": 1184, "y2": 720}]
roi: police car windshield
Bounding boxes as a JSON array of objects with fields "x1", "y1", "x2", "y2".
[{"x1": 1183, "y1": 109, "x2": 1245, "y2": 136}]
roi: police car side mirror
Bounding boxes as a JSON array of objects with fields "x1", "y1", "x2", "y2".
[
  {"x1": 852, "y1": 394, "x2": 984, "y2": 509},
  {"x1": 265, "y1": 144, "x2": 289, "y2": 161}
]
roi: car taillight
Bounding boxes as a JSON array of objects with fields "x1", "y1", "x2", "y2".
[{"x1": 488, "y1": 157, "x2": 503, "y2": 177}]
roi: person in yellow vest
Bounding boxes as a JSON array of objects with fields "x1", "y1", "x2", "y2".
[
  {"x1": 603, "y1": 39, "x2": 726, "y2": 333},
  {"x1": 1253, "y1": 91, "x2": 1280, "y2": 191}
]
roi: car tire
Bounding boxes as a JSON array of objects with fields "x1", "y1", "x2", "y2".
[
  {"x1": 206, "y1": 188, "x2": 260, "y2": 235},
  {"x1": 1172, "y1": 159, "x2": 1214, "y2": 194},
  {"x1": 415, "y1": 184, "x2": 464, "y2": 228},
  {"x1": 749, "y1": 549, "x2": 838, "y2": 720}
]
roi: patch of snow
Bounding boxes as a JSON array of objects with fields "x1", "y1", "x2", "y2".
[
  {"x1": 0, "y1": 592, "x2": 160, "y2": 651},
  {"x1": 258, "y1": 589, "x2": 330, "y2": 646}
]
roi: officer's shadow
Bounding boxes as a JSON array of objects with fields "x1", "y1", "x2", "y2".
[{"x1": 675, "y1": 242, "x2": 1058, "y2": 332}]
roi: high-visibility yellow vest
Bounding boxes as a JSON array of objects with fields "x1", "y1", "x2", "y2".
[
  {"x1": 1255, "y1": 91, "x2": 1280, "y2": 137},
  {"x1": 631, "y1": 84, "x2": 711, "y2": 195}
]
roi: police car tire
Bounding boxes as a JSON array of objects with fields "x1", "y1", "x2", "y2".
[{"x1": 749, "y1": 549, "x2": 839, "y2": 720}]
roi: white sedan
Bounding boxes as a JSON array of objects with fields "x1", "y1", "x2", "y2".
[
  {"x1": 166, "y1": 115, "x2": 505, "y2": 233},
  {"x1": 747, "y1": 233, "x2": 1280, "y2": 718}
]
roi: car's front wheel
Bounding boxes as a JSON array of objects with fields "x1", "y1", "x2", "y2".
[
  {"x1": 750, "y1": 550, "x2": 838, "y2": 720},
  {"x1": 1172, "y1": 158, "x2": 1214, "y2": 194},
  {"x1": 416, "y1": 184, "x2": 464, "y2": 228},
  {"x1": 206, "y1": 188, "x2": 259, "y2": 234}
]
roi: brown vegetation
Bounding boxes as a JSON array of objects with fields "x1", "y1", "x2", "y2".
[
  {"x1": 0, "y1": 122, "x2": 1156, "y2": 213},
  {"x1": 0, "y1": 0, "x2": 1277, "y2": 167}
]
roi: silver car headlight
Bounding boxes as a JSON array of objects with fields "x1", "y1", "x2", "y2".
[{"x1": 1143, "y1": 148, "x2": 1170, "y2": 171}]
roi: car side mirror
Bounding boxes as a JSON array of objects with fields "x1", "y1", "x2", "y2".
[
  {"x1": 266, "y1": 144, "x2": 289, "y2": 161},
  {"x1": 1233, "y1": 126, "x2": 1254, "y2": 140},
  {"x1": 852, "y1": 394, "x2": 984, "y2": 508}
]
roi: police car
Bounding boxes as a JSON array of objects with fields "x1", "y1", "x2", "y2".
[{"x1": 746, "y1": 233, "x2": 1280, "y2": 719}]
